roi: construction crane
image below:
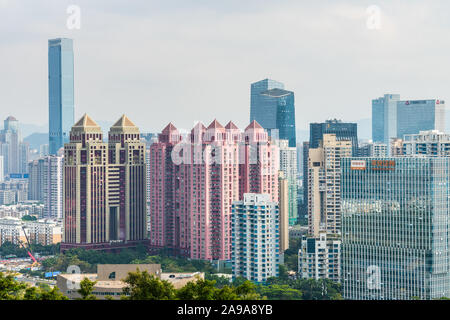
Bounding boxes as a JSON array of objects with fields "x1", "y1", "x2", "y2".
[{"x1": 21, "y1": 226, "x2": 40, "y2": 268}]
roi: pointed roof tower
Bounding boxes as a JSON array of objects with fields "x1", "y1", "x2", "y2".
[
  {"x1": 71, "y1": 113, "x2": 102, "y2": 133},
  {"x1": 207, "y1": 119, "x2": 225, "y2": 130},
  {"x1": 159, "y1": 122, "x2": 181, "y2": 144},
  {"x1": 110, "y1": 114, "x2": 140, "y2": 134},
  {"x1": 225, "y1": 121, "x2": 239, "y2": 130},
  {"x1": 245, "y1": 120, "x2": 263, "y2": 131}
]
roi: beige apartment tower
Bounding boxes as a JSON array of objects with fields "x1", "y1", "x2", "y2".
[
  {"x1": 61, "y1": 114, "x2": 147, "y2": 252},
  {"x1": 307, "y1": 134, "x2": 352, "y2": 236}
]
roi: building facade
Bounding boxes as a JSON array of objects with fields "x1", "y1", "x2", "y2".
[
  {"x1": 149, "y1": 120, "x2": 279, "y2": 261},
  {"x1": 276, "y1": 139, "x2": 298, "y2": 225},
  {"x1": 372, "y1": 94, "x2": 445, "y2": 147},
  {"x1": 298, "y1": 232, "x2": 341, "y2": 282},
  {"x1": 231, "y1": 193, "x2": 281, "y2": 283},
  {"x1": 250, "y1": 79, "x2": 296, "y2": 147},
  {"x1": 402, "y1": 130, "x2": 450, "y2": 156},
  {"x1": 342, "y1": 157, "x2": 450, "y2": 300},
  {"x1": 48, "y1": 38, "x2": 75, "y2": 155},
  {"x1": 310, "y1": 119, "x2": 358, "y2": 156},
  {"x1": 61, "y1": 114, "x2": 147, "y2": 251},
  {"x1": 0, "y1": 116, "x2": 29, "y2": 176},
  {"x1": 307, "y1": 134, "x2": 352, "y2": 236}
]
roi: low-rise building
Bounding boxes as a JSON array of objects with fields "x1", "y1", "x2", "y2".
[{"x1": 57, "y1": 264, "x2": 204, "y2": 299}]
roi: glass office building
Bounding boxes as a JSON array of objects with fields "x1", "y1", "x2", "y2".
[
  {"x1": 397, "y1": 100, "x2": 446, "y2": 140},
  {"x1": 48, "y1": 38, "x2": 74, "y2": 155},
  {"x1": 250, "y1": 79, "x2": 296, "y2": 147},
  {"x1": 341, "y1": 157, "x2": 450, "y2": 300},
  {"x1": 372, "y1": 94, "x2": 445, "y2": 147},
  {"x1": 309, "y1": 119, "x2": 358, "y2": 156}
]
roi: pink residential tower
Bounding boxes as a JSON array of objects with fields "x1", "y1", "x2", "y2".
[{"x1": 149, "y1": 119, "x2": 279, "y2": 261}]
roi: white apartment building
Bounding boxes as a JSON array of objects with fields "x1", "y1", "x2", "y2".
[
  {"x1": 298, "y1": 232, "x2": 341, "y2": 282},
  {"x1": 276, "y1": 139, "x2": 298, "y2": 226},
  {"x1": 231, "y1": 193, "x2": 281, "y2": 283}
]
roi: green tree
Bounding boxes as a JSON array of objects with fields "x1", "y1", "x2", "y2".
[
  {"x1": 122, "y1": 270, "x2": 175, "y2": 300},
  {"x1": 0, "y1": 272, "x2": 26, "y2": 300},
  {"x1": 257, "y1": 284, "x2": 302, "y2": 300},
  {"x1": 23, "y1": 285, "x2": 68, "y2": 300},
  {"x1": 176, "y1": 278, "x2": 217, "y2": 300},
  {"x1": 77, "y1": 277, "x2": 97, "y2": 300}
]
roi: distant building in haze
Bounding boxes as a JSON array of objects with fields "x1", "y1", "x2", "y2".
[
  {"x1": 250, "y1": 79, "x2": 296, "y2": 147},
  {"x1": 309, "y1": 119, "x2": 358, "y2": 156},
  {"x1": 372, "y1": 94, "x2": 445, "y2": 148}
]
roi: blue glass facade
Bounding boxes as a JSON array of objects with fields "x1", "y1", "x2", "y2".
[
  {"x1": 372, "y1": 95, "x2": 445, "y2": 147},
  {"x1": 342, "y1": 157, "x2": 450, "y2": 300},
  {"x1": 250, "y1": 79, "x2": 296, "y2": 147},
  {"x1": 49, "y1": 38, "x2": 74, "y2": 155},
  {"x1": 397, "y1": 100, "x2": 446, "y2": 139},
  {"x1": 372, "y1": 94, "x2": 400, "y2": 145},
  {"x1": 309, "y1": 120, "x2": 358, "y2": 156}
]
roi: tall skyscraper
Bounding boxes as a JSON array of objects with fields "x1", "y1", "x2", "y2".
[
  {"x1": 372, "y1": 94, "x2": 400, "y2": 145},
  {"x1": 250, "y1": 79, "x2": 296, "y2": 147},
  {"x1": 372, "y1": 94, "x2": 445, "y2": 147},
  {"x1": 231, "y1": 193, "x2": 281, "y2": 283},
  {"x1": 48, "y1": 38, "x2": 74, "y2": 155},
  {"x1": 61, "y1": 114, "x2": 147, "y2": 251},
  {"x1": 0, "y1": 116, "x2": 28, "y2": 176},
  {"x1": 309, "y1": 119, "x2": 358, "y2": 156},
  {"x1": 342, "y1": 157, "x2": 450, "y2": 300},
  {"x1": 149, "y1": 120, "x2": 279, "y2": 261}
]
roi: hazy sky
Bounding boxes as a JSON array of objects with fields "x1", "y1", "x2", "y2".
[{"x1": 1, "y1": 0, "x2": 449, "y2": 133}]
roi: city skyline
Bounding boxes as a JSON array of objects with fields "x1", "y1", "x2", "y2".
[{"x1": 2, "y1": 1, "x2": 450, "y2": 133}]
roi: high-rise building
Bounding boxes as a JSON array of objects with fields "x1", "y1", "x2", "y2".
[
  {"x1": 372, "y1": 94, "x2": 445, "y2": 146},
  {"x1": 250, "y1": 79, "x2": 296, "y2": 147},
  {"x1": 43, "y1": 155, "x2": 63, "y2": 219},
  {"x1": 372, "y1": 94, "x2": 400, "y2": 146},
  {"x1": 28, "y1": 158, "x2": 45, "y2": 201},
  {"x1": 0, "y1": 116, "x2": 28, "y2": 176},
  {"x1": 390, "y1": 138, "x2": 404, "y2": 156},
  {"x1": 48, "y1": 38, "x2": 74, "y2": 155},
  {"x1": 342, "y1": 157, "x2": 450, "y2": 300},
  {"x1": 299, "y1": 134, "x2": 351, "y2": 282},
  {"x1": 278, "y1": 171, "x2": 289, "y2": 252},
  {"x1": 358, "y1": 141, "x2": 388, "y2": 158},
  {"x1": 61, "y1": 114, "x2": 147, "y2": 251},
  {"x1": 402, "y1": 130, "x2": 450, "y2": 156},
  {"x1": 310, "y1": 119, "x2": 358, "y2": 156},
  {"x1": 300, "y1": 141, "x2": 309, "y2": 220},
  {"x1": 0, "y1": 156, "x2": 3, "y2": 182},
  {"x1": 307, "y1": 134, "x2": 352, "y2": 236},
  {"x1": 231, "y1": 193, "x2": 281, "y2": 283},
  {"x1": 275, "y1": 139, "x2": 298, "y2": 225},
  {"x1": 149, "y1": 120, "x2": 279, "y2": 261},
  {"x1": 298, "y1": 232, "x2": 341, "y2": 282}
]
